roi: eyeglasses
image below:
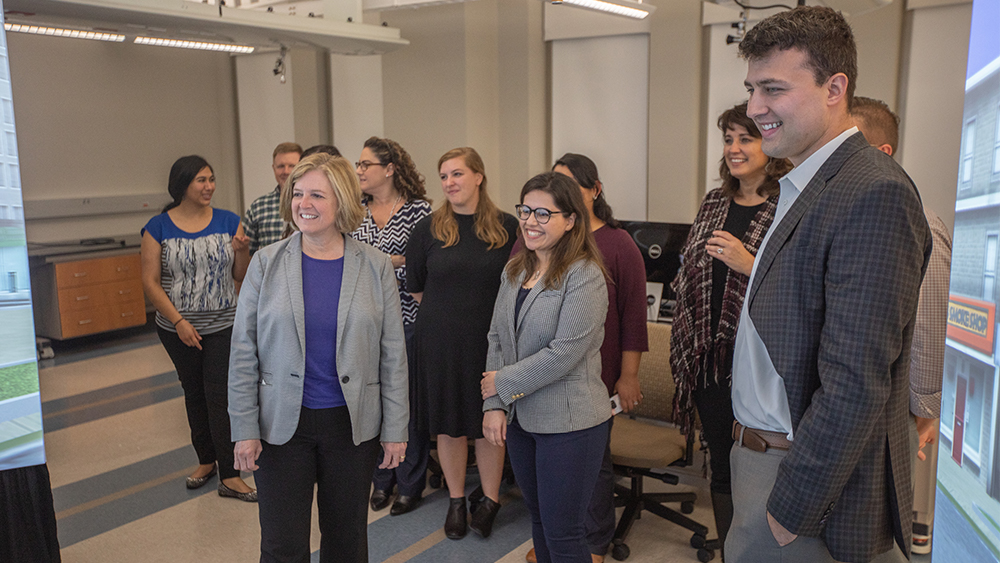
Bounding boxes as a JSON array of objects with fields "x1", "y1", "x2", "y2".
[
  {"x1": 355, "y1": 160, "x2": 385, "y2": 172},
  {"x1": 514, "y1": 205, "x2": 570, "y2": 224}
]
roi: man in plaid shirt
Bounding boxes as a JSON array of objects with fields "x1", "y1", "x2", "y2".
[{"x1": 243, "y1": 142, "x2": 302, "y2": 256}]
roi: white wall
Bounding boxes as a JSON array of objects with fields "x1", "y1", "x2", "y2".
[
  {"x1": 898, "y1": 0, "x2": 973, "y2": 230},
  {"x1": 235, "y1": 52, "x2": 296, "y2": 210},
  {"x1": 8, "y1": 34, "x2": 240, "y2": 243},
  {"x1": 551, "y1": 34, "x2": 650, "y2": 221}
]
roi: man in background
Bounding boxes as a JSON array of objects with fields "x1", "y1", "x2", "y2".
[
  {"x1": 243, "y1": 142, "x2": 302, "y2": 256},
  {"x1": 854, "y1": 96, "x2": 951, "y2": 555}
]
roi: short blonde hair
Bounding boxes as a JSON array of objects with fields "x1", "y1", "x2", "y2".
[{"x1": 280, "y1": 154, "x2": 365, "y2": 234}]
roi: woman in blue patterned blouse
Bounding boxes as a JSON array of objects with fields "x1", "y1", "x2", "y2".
[
  {"x1": 140, "y1": 155, "x2": 255, "y2": 501},
  {"x1": 352, "y1": 137, "x2": 433, "y2": 515}
]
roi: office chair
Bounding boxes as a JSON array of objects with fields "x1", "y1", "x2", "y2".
[{"x1": 608, "y1": 322, "x2": 715, "y2": 562}]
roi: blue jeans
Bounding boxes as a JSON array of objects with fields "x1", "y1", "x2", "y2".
[{"x1": 507, "y1": 418, "x2": 610, "y2": 563}]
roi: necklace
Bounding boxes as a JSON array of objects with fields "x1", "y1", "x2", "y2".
[
  {"x1": 371, "y1": 192, "x2": 402, "y2": 251},
  {"x1": 530, "y1": 270, "x2": 542, "y2": 281}
]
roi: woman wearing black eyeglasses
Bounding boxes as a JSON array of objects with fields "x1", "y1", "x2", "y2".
[
  {"x1": 352, "y1": 137, "x2": 434, "y2": 517},
  {"x1": 482, "y1": 172, "x2": 610, "y2": 563},
  {"x1": 406, "y1": 147, "x2": 518, "y2": 540}
]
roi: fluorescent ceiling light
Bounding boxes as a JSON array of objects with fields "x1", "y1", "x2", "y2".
[
  {"x1": 134, "y1": 36, "x2": 255, "y2": 54},
  {"x1": 3, "y1": 23, "x2": 125, "y2": 42},
  {"x1": 551, "y1": 0, "x2": 655, "y2": 19}
]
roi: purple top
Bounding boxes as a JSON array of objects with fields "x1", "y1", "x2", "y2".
[
  {"x1": 512, "y1": 224, "x2": 649, "y2": 394},
  {"x1": 301, "y1": 254, "x2": 346, "y2": 409}
]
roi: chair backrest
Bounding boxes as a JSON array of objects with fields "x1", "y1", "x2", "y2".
[{"x1": 628, "y1": 322, "x2": 674, "y2": 423}]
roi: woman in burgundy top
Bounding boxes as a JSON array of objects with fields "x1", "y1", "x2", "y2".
[{"x1": 521, "y1": 153, "x2": 649, "y2": 563}]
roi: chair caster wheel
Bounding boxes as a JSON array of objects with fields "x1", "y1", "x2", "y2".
[
  {"x1": 697, "y1": 547, "x2": 715, "y2": 562},
  {"x1": 428, "y1": 475, "x2": 442, "y2": 488},
  {"x1": 681, "y1": 500, "x2": 695, "y2": 514},
  {"x1": 691, "y1": 534, "x2": 707, "y2": 548},
  {"x1": 611, "y1": 542, "x2": 630, "y2": 561}
]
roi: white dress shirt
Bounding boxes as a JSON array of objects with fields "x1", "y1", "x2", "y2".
[{"x1": 731, "y1": 127, "x2": 859, "y2": 439}]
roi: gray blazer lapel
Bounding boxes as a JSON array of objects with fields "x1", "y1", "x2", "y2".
[
  {"x1": 284, "y1": 233, "x2": 307, "y2": 353},
  {"x1": 516, "y1": 280, "x2": 546, "y2": 334},
  {"x1": 337, "y1": 236, "x2": 362, "y2": 357},
  {"x1": 748, "y1": 133, "x2": 868, "y2": 304}
]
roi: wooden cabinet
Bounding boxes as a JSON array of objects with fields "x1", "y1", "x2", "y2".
[{"x1": 31, "y1": 252, "x2": 147, "y2": 339}]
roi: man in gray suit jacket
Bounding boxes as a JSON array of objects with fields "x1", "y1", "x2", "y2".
[{"x1": 725, "y1": 7, "x2": 932, "y2": 563}]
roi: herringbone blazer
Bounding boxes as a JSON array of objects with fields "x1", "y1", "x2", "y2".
[
  {"x1": 483, "y1": 259, "x2": 611, "y2": 434},
  {"x1": 228, "y1": 233, "x2": 409, "y2": 447},
  {"x1": 747, "y1": 132, "x2": 932, "y2": 562}
]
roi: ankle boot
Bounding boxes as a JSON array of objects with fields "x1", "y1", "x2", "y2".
[
  {"x1": 445, "y1": 497, "x2": 467, "y2": 540},
  {"x1": 469, "y1": 496, "x2": 501, "y2": 538},
  {"x1": 711, "y1": 491, "x2": 733, "y2": 561}
]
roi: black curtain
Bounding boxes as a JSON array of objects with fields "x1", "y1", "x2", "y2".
[{"x1": 0, "y1": 464, "x2": 60, "y2": 562}]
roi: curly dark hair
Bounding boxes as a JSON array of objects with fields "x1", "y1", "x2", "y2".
[
  {"x1": 738, "y1": 6, "x2": 857, "y2": 110},
  {"x1": 362, "y1": 137, "x2": 428, "y2": 202},
  {"x1": 717, "y1": 102, "x2": 792, "y2": 199}
]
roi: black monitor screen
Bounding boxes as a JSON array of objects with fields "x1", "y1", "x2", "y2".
[{"x1": 620, "y1": 221, "x2": 691, "y2": 317}]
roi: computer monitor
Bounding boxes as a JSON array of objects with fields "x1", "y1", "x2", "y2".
[{"x1": 619, "y1": 221, "x2": 691, "y2": 320}]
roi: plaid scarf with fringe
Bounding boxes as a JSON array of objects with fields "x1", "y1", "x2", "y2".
[{"x1": 669, "y1": 188, "x2": 777, "y2": 439}]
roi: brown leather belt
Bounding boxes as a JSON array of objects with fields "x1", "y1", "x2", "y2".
[{"x1": 732, "y1": 421, "x2": 792, "y2": 453}]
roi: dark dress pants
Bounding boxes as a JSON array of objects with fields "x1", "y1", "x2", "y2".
[
  {"x1": 693, "y1": 379, "x2": 734, "y2": 494},
  {"x1": 372, "y1": 322, "x2": 428, "y2": 497},
  {"x1": 507, "y1": 418, "x2": 610, "y2": 563},
  {"x1": 157, "y1": 326, "x2": 238, "y2": 480},
  {"x1": 584, "y1": 417, "x2": 615, "y2": 555},
  {"x1": 255, "y1": 406, "x2": 380, "y2": 563}
]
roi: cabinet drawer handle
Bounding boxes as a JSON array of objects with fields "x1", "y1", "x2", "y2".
[
  {"x1": 75, "y1": 295, "x2": 90, "y2": 301},
  {"x1": 120, "y1": 311, "x2": 134, "y2": 318},
  {"x1": 118, "y1": 289, "x2": 132, "y2": 295},
  {"x1": 73, "y1": 272, "x2": 88, "y2": 278},
  {"x1": 117, "y1": 266, "x2": 130, "y2": 272},
  {"x1": 78, "y1": 319, "x2": 92, "y2": 325}
]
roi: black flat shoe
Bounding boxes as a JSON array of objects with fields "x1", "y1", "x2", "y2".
[
  {"x1": 390, "y1": 494, "x2": 422, "y2": 516},
  {"x1": 445, "y1": 497, "x2": 467, "y2": 540},
  {"x1": 370, "y1": 489, "x2": 392, "y2": 512},
  {"x1": 185, "y1": 465, "x2": 217, "y2": 489},
  {"x1": 218, "y1": 481, "x2": 257, "y2": 502},
  {"x1": 469, "y1": 496, "x2": 501, "y2": 538}
]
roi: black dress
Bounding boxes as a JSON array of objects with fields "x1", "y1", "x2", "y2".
[{"x1": 407, "y1": 211, "x2": 519, "y2": 438}]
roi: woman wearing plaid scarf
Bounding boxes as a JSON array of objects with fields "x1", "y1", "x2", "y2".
[{"x1": 669, "y1": 102, "x2": 791, "y2": 560}]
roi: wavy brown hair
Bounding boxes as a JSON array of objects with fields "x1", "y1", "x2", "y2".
[
  {"x1": 717, "y1": 102, "x2": 792, "y2": 199},
  {"x1": 507, "y1": 172, "x2": 606, "y2": 290},
  {"x1": 431, "y1": 147, "x2": 510, "y2": 250},
  {"x1": 363, "y1": 136, "x2": 428, "y2": 202}
]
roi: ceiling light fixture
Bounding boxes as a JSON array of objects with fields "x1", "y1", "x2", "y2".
[
  {"x1": 134, "y1": 36, "x2": 255, "y2": 54},
  {"x1": 3, "y1": 23, "x2": 126, "y2": 42},
  {"x1": 550, "y1": 0, "x2": 655, "y2": 20}
]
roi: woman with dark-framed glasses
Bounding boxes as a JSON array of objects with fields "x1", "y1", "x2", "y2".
[
  {"x1": 406, "y1": 147, "x2": 518, "y2": 540},
  {"x1": 482, "y1": 172, "x2": 610, "y2": 563},
  {"x1": 352, "y1": 136, "x2": 433, "y2": 517}
]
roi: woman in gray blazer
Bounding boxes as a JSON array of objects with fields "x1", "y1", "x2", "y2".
[
  {"x1": 481, "y1": 172, "x2": 611, "y2": 563},
  {"x1": 229, "y1": 153, "x2": 409, "y2": 563}
]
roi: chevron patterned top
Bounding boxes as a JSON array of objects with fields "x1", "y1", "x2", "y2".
[{"x1": 350, "y1": 198, "x2": 433, "y2": 325}]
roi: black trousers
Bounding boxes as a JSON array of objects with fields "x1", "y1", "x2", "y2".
[
  {"x1": 0, "y1": 464, "x2": 60, "y2": 563},
  {"x1": 157, "y1": 326, "x2": 238, "y2": 480},
  {"x1": 372, "y1": 322, "x2": 428, "y2": 497},
  {"x1": 256, "y1": 406, "x2": 381, "y2": 563},
  {"x1": 692, "y1": 380, "x2": 734, "y2": 494},
  {"x1": 584, "y1": 416, "x2": 615, "y2": 555}
]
